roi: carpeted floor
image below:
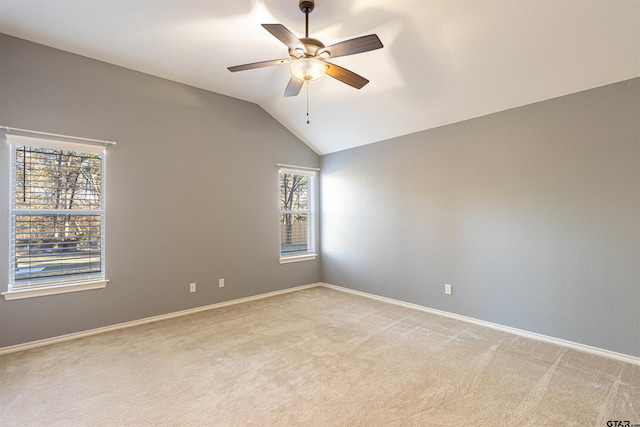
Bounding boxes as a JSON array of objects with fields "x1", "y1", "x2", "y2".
[{"x1": 1, "y1": 286, "x2": 639, "y2": 426}]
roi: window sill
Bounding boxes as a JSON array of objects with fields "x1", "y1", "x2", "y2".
[
  {"x1": 2, "y1": 279, "x2": 109, "y2": 301},
  {"x1": 279, "y1": 254, "x2": 318, "y2": 264}
]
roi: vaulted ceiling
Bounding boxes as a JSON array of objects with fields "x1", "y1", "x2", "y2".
[{"x1": 1, "y1": 0, "x2": 638, "y2": 154}]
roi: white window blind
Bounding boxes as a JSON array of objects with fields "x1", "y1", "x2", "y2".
[
  {"x1": 7, "y1": 132, "x2": 107, "y2": 290},
  {"x1": 279, "y1": 166, "x2": 316, "y2": 260}
]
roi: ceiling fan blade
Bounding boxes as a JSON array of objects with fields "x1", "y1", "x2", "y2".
[
  {"x1": 228, "y1": 58, "x2": 291, "y2": 72},
  {"x1": 325, "y1": 62, "x2": 369, "y2": 89},
  {"x1": 325, "y1": 34, "x2": 383, "y2": 58},
  {"x1": 262, "y1": 24, "x2": 304, "y2": 52},
  {"x1": 284, "y1": 77, "x2": 304, "y2": 97}
]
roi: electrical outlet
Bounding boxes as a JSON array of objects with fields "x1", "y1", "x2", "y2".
[
  {"x1": 219, "y1": 278, "x2": 224, "y2": 288},
  {"x1": 445, "y1": 284, "x2": 452, "y2": 295},
  {"x1": 190, "y1": 282, "x2": 196, "y2": 293}
]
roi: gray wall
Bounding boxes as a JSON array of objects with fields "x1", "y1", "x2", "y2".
[
  {"x1": 321, "y1": 78, "x2": 640, "y2": 358},
  {"x1": 2, "y1": 33, "x2": 638, "y2": 359},
  {"x1": 0, "y1": 34, "x2": 320, "y2": 348}
]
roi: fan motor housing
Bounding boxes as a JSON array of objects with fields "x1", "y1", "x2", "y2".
[
  {"x1": 289, "y1": 37, "x2": 326, "y2": 59},
  {"x1": 301, "y1": 37, "x2": 324, "y2": 56}
]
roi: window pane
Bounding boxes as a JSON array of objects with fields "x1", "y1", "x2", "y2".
[
  {"x1": 280, "y1": 213, "x2": 308, "y2": 254},
  {"x1": 15, "y1": 147, "x2": 102, "y2": 210},
  {"x1": 280, "y1": 173, "x2": 308, "y2": 211},
  {"x1": 14, "y1": 214, "x2": 103, "y2": 281}
]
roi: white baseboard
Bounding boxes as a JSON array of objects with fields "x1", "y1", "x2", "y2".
[
  {"x1": 3, "y1": 281, "x2": 638, "y2": 367},
  {"x1": 320, "y1": 283, "x2": 640, "y2": 367},
  {"x1": 0, "y1": 283, "x2": 321, "y2": 356}
]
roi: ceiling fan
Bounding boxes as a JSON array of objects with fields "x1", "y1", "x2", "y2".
[{"x1": 228, "y1": 0, "x2": 383, "y2": 97}]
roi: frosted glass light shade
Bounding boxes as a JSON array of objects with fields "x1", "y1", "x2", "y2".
[{"x1": 290, "y1": 58, "x2": 326, "y2": 81}]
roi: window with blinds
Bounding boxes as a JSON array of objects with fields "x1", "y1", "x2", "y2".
[
  {"x1": 9, "y1": 136, "x2": 105, "y2": 289},
  {"x1": 279, "y1": 167, "x2": 316, "y2": 261}
]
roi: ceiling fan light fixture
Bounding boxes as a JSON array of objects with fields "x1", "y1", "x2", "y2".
[
  {"x1": 290, "y1": 57, "x2": 326, "y2": 81},
  {"x1": 228, "y1": 0, "x2": 383, "y2": 100}
]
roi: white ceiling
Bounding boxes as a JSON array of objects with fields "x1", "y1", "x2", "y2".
[{"x1": 1, "y1": 0, "x2": 639, "y2": 155}]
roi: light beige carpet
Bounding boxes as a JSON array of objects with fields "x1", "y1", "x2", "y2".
[{"x1": 1, "y1": 286, "x2": 638, "y2": 426}]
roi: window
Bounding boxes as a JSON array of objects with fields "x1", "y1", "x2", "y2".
[
  {"x1": 5, "y1": 132, "x2": 109, "y2": 299},
  {"x1": 279, "y1": 166, "x2": 317, "y2": 263}
]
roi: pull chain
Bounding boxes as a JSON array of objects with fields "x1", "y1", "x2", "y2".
[{"x1": 306, "y1": 81, "x2": 310, "y2": 124}]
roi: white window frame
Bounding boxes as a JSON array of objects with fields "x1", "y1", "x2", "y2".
[
  {"x1": 3, "y1": 132, "x2": 111, "y2": 300},
  {"x1": 278, "y1": 165, "x2": 318, "y2": 264}
]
